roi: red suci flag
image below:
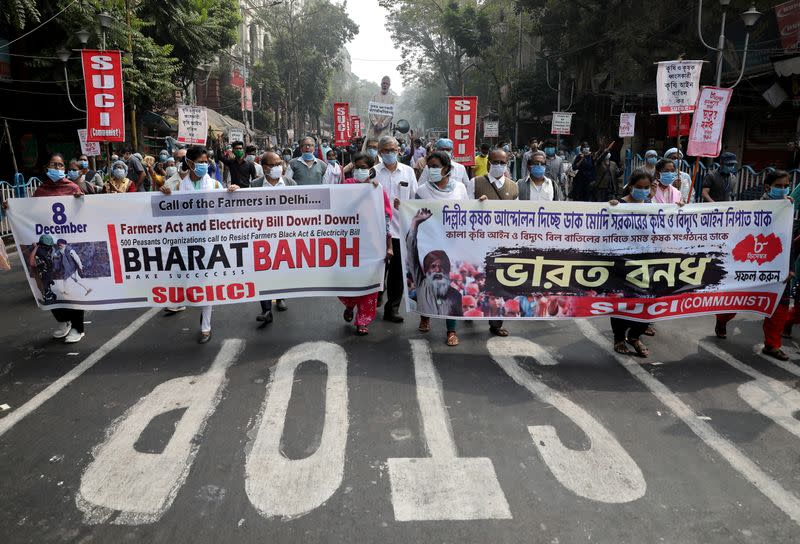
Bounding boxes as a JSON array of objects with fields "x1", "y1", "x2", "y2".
[
  {"x1": 81, "y1": 50, "x2": 125, "y2": 142},
  {"x1": 333, "y1": 102, "x2": 350, "y2": 147},
  {"x1": 448, "y1": 96, "x2": 478, "y2": 166}
]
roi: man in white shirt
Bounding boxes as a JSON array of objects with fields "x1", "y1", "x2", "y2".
[
  {"x1": 517, "y1": 150, "x2": 565, "y2": 201},
  {"x1": 418, "y1": 138, "x2": 469, "y2": 187},
  {"x1": 665, "y1": 147, "x2": 693, "y2": 202},
  {"x1": 373, "y1": 135, "x2": 418, "y2": 323}
]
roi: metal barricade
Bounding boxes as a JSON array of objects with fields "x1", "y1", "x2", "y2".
[{"x1": 1, "y1": 174, "x2": 41, "y2": 237}]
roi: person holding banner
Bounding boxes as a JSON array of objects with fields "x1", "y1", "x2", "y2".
[
  {"x1": 652, "y1": 159, "x2": 684, "y2": 205},
  {"x1": 412, "y1": 151, "x2": 468, "y2": 346},
  {"x1": 103, "y1": 161, "x2": 137, "y2": 193},
  {"x1": 68, "y1": 159, "x2": 100, "y2": 195},
  {"x1": 365, "y1": 76, "x2": 395, "y2": 145},
  {"x1": 418, "y1": 139, "x2": 469, "y2": 188},
  {"x1": 338, "y1": 152, "x2": 393, "y2": 335},
  {"x1": 374, "y1": 135, "x2": 418, "y2": 323},
  {"x1": 164, "y1": 145, "x2": 240, "y2": 344},
  {"x1": 30, "y1": 152, "x2": 86, "y2": 343},
  {"x1": 715, "y1": 170, "x2": 796, "y2": 361}
]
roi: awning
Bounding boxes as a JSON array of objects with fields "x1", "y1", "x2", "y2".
[
  {"x1": 205, "y1": 108, "x2": 252, "y2": 137},
  {"x1": 141, "y1": 110, "x2": 175, "y2": 131},
  {"x1": 773, "y1": 55, "x2": 800, "y2": 77}
]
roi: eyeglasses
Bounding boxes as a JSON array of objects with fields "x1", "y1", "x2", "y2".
[
  {"x1": 531, "y1": 161, "x2": 546, "y2": 166},
  {"x1": 489, "y1": 160, "x2": 507, "y2": 165},
  {"x1": 49, "y1": 162, "x2": 65, "y2": 168}
]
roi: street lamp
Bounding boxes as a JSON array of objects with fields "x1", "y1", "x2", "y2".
[
  {"x1": 56, "y1": 48, "x2": 86, "y2": 113},
  {"x1": 75, "y1": 29, "x2": 91, "y2": 47},
  {"x1": 97, "y1": 11, "x2": 113, "y2": 49},
  {"x1": 697, "y1": 0, "x2": 762, "y2": 87}
]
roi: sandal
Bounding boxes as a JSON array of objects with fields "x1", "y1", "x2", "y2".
[
  {"x1": 643, "y1": 325, "x2": 655, "y2": 337},
  {"x1": 762, "y1": 347, "x2": 790, "y2": 361},
  {"x1": 614, "y1": 340, "x2": 630, "y2": 355},
  {"x1": 418, "y1": 316, "x2": 431, "y2": 333},
  {"x1": 356, "y1": 326, "x2": 369, "y2": 336},
  {"x1": 490, "y1": 327, "x2": 509, "y2": 337},
  {"x1": 446, "y1": 331, "x2": 459, "y2": 346},
  {"x1": 714, "y1": 322, "x2": 727, "y2": 339},
  {"x1": 627, "y1": 338, "x2": 649, "y2": 357},
  {"x1": 343, "y1": 306, "x2": 354, "y2": 323}
]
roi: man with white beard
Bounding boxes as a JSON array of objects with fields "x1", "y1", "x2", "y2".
[{"x1": 406, "y1": 208, "x2": 463, "y2": 346}]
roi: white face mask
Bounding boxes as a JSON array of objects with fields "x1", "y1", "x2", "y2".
[
  {"x1": 353, "y1": 168, "x2": 370, "y2": 181},
  {"x1": 429, "y1": 167, "x2": 444, "y2": 183},
  {"x1": 268, "y1": 165, "x2": 282, "y2": 179},
  {"x1": 489, "y1": 163, "x2": 506, "y2": 178},
  {"x1": 165, "y1": 166, "x2": 177, "y2": 176}
]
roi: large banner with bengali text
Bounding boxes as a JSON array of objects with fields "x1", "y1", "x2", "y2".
[
  {"x1": 398, "y1": 200, "x2": 792, "y2": 322},
  {"x1": 8, "y1": 185, "x2": 387, "y2": 310}
]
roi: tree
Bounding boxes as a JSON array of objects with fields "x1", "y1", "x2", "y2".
[{"x1": 1, "y1": 0, "x2": 39, "y2": 31}]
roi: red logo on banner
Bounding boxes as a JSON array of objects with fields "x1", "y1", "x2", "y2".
[
  {"x1": 732, "y1": 234, "x2": 783, "y2": 265},
  {"x1": 81, "y1": 50, "x2": 125, "y2": 142},
  {"x1": 333, "y1": 102, "x2": 350, "y2": 146},
  {"x1": 448, "y1": 96, "x2": 478, "y2": 166},
  {"x1": 667, "y1": 114, "x2": 691, "y2": 137}
]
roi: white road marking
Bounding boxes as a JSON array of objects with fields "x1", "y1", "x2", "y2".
[
  {"x1": 577, "y1": 320, "x2": 800, "y2": 526},
  {"x1": 388, "y1": 340, "x2": 512, "y2": 521},
  {"x1": 0, "y1": 308, "x2": 160, "y2": 439},
  {"x1": 245, "y1": 342, "x2": 348, "y2": 519},
  {"x1": 697, "y1": 341, "x2": 800, "y2": 441},
  {"x1": 76, "y1": 338, "x2": 244, "y2": 525},
  {"x1": 488, "y1": 337, "x2": 646, "y2": 503},
  {"x1": 752, "y1": 344, "x2": 800, "y2": 378}
]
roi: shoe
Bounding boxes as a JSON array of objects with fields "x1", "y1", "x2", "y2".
[
  {"x1": 384, "y1": 313, "x2": 404, "y2": 323},
  {"x1": 198, "y1": 331, "x2": 212, "y2": 344},
  {"x1": 256, "y1": 311, "x2": 273, "y2": 324},
  {"x1": 164, "y1": 306, "x2": 186, "y2": 314},
  {"x1": 489, "y1": 327, "x2": 509, "y2": 337},
  {"x1": 418, "y1": 316, "x2": 431, "y2": 333},
  {"x1": 643, "y1": 325, "x2": 655, "y2": 337},
  {"x1": 276, "y1": 299, "x2": 288, "y2": 312},
  {"x1": 714, "y1": 322, "x2": 727, "y2": 339},
  {"x1": 52, "y1": 322, "x2": 71, "y2": 339},
  {"x1": 64, "y1": 328, "x2": 84, "y2": 344},
  {"x1": 762, "y1": 346, "x2": 789, "y2": 361},
  {"x1": 343, "y1": 306, "x2": 354, "y2": 323}
]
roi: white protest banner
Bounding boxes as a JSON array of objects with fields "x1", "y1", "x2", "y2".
[
  {"x1": 177, "y1": 105, "x2": 208, "y2": 146},
  {"x1": 656, "y1": 60, "x2": 703, "y2": 114},
  {"x1": 550, "y1": 112, "x2": 573, "y2": 135},
  {"x1": 687, "y1": 86, "x2": 733, "y2": 158},
  {"x1": 77, "y1": 129, "x2": 101, "y2": 157},
  {"x1": 368, "y1": 101, "x2": 395, "y2": 117},
  {"x1": 484, "y1": 120, "x2": 499, "y2": 138},
  {"x1": 228, "y1": 128, "x2": 244, "y2": 144},
  {"x1": 618, "y1": 113, "x2": 636, "y2": 138},
  {"x1": 8, "y1": 185, "x2": 386, "y2": 310},
  {"x1": 398, "y1": 199, "x2": 791, "y2": 322}
]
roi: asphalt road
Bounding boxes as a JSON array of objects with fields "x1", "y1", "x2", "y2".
[{"x1": 2, "y1": 249, "x2": 800, "y2": 544}]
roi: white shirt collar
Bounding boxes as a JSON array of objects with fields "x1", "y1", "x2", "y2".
[
  {"x1": 265, "y1": 176, "x2": 285, "y2": 187},
  {"x1": 488, "y1": 174, "x2": 505, "y2": 189}
]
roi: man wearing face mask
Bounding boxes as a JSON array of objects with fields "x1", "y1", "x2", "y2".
[
  {"x1": 286, "y1": 136, "x2": 328, "y2": 185},
  {"x1": 373, "y1": 135, "x2": 418, "y2": 323},
  {"x1": 542, "y1": 140, "x2": 564, "y2": 191},
  {"x1": 473, "y1": 142, "x2": 490, "y2": 177},
  {"x1": 245, "y1": 145, "x2": 264, "y2": 180},
  {"x1": 571, "y1": 143, "x2": 596, "y2": 201},
  {"x1": 470, "y1": 148, "x2": 519, "y2": 337},
  {"x1": 221, "y1": 141, "x2": 257, "y2": 188},
  {"x1": 518, "y1": 150, "x2": 564, "y2": 202},
  {"x1": 664, "y1": 147, "x2": 693, "y2": 202},
  {"x1": 418, "y1": 138, "x2": 469, "y2": 187},
  {"x1": 702, "y1": 151, "x2": 737, "y2": 202},
  {"x1": 76, "y1": 154, "x2": 102, "y2": 193}
]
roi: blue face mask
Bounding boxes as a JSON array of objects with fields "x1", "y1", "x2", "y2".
[
  {"x1": 659, "y1": 172, "x2": 677, "y2": 186},
  {"x1": 366, "y1": 148, "x2": 378, "y2": 159},
  {"x1": 112, "y1": 168, "x2": 127, "y2": 179},
  {"x1": 503, "y1": 145, "x2": 510, "y2": 152},
  {"x1": 381, "y1": 152, "x2": 398, "y2": 165},
  {"x1": 631, "y1": 187, "x2": 650, "y2": 202},
  {"x1": 302, "y1": 152, "x2": 315, "y2": 161},
  {"x1": 194, "y1": 163, "x2": 209, "y2": 177},
  {"x1": 544, "y1": 147, "x2": 556, "y2": 157},
  {"x1": 646, "y1": 156, "x2": 658, "y2": 165},
  {"x1": 79, "y1": 160, "x2": 89, "y2": 169},
  {"x1": 720, "y1": 164, "x2": 736, "y2": 175},
  {"x1": 328, "y1": 159, "x2": 338, "y2": 165},
  {"x1": 530, "y1": 165, "x2": 546, "y2": 178},
  {"x1": 46, "y1": 168, "x2": 65, "y2": 181},
  {"x1": 283, "y1": 154, "x2": 291, "y2": 162},
  {"x1": 66, "y1": 169, "x2": 80, "y2": 181},
  {"x1": 769, "y1": 186, "x2": 790, "y2": 199}
]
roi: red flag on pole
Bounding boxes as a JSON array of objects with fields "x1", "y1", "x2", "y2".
[
  {"x1": 448, "y1": 96, "x2": 478, "y2": 166},
  {"x1": 333, "y1": 102, "x2": 350, "y2": 147},
  {"x1": 81, "y1": 49, "x2": 125, "y2": 142}
]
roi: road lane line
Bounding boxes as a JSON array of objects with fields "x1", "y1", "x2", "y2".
[
  {"x1": 0, "y1": 308, "x2": 160, "y2": 439},
  {"x1": 751, "y1": 344, "x2": 800, "y2": 378},
  {"x1": 388, "y1": 340, "x2": 511, "y2": 521},
  {"x1": 576, "y1": 320, "x2": 800, "y2": 526},
  {"x1": 487, "y1": 337, "x2": 646, "y2": 503},
  {"x1": 77, "y1": 338, "x2": 244, "y2": 524},
  {"x1": 698, "y1": 340, "x2": 800, "y2": 441}
]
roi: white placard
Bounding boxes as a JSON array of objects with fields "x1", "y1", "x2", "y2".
[
  {"x1": 77, "y1": 129, "x2": 101, "y2": 157},
  {"x1": 550, "y1": 112, "x2": 573, "y2": 135},
  {"x1": 618, "y1": 113, "x2": 636, "y2": 138},
  {"x1": 656, "y1": 60, "x2": 703, "y2": 114},
  {"x1": 228, "y1": 128, "x2": 244, "y2": 144},
  {"x1": 177, "y1": 105, "x2": 208, "y2": 146},
  {"x1": 368, "y1": 101, "x2": 395, "y2": 117},
  {"x1": 484, "y1": 120, "x2": 499, "y2": 138}
]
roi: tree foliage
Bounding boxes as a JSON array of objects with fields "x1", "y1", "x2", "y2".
[{"x1": 0, "y1": 0, "x2": 40, "y2": 31}]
